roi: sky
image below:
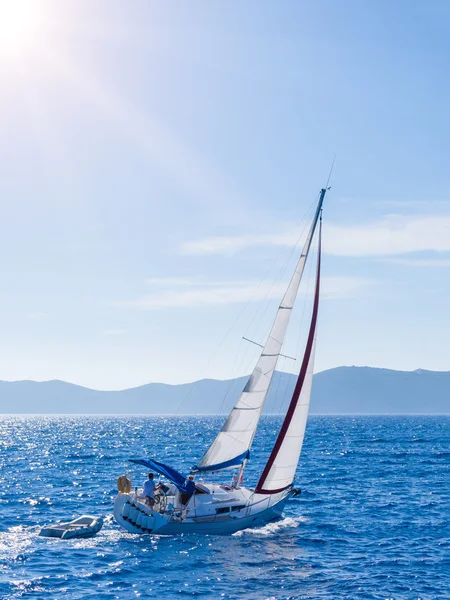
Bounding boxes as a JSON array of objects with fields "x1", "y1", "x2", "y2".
[{"x1": 0, "y1": 0, "x2": 449, "y2": 390}]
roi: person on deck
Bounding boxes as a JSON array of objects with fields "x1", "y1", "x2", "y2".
[
  {"x1": 143, "y1": 473, "x2": 156, "y2": 507},
  {"x1": 180, "y1": 475, "x2": 195, "y2": 505}
]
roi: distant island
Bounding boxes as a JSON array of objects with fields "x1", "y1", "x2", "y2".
[{"x1": 0, "y1": 367, "x2": 449, "y2": 415}]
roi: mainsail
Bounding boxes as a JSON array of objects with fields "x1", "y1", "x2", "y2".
[
  {"x1": 255, "y1": 215, "x2": 322, "y2": 494},
  {"x1": 193, "y1": 189, "x2": 327, "y2": 473}
]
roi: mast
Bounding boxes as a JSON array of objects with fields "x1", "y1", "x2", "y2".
[
  {"x1": 255, "y1": 212, "x2": 322, "y2": 494},
  {"x1": 192, "y1": 189, "x2": 328, "y2": 474}
]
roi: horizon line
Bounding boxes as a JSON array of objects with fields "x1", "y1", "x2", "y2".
[
  {"x1": 0, "y1": 364, "x2": 449, "y2": 393},
  {"x1": 1, "y1": 413, "x2": 449, "y2": 417}
]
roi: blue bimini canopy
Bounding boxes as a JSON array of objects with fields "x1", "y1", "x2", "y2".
[{"x1": 129, "y1": 458, "x2": 195, "y2": 495}]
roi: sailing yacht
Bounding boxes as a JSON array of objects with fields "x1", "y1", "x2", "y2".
[{"x1": 114, "y1": 187, "x2": 328, "y2": 535}]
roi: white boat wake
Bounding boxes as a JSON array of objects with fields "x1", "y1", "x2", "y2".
[{"x1": 233, "y1": 515, "x2": 309, "y2": 537}]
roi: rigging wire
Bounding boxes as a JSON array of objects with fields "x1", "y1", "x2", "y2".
[
  {"x1": 232, "y1": 199, "x2": 318, "y2": 399},
  {"x1": 213, "y1": 194, "x2": 320, "y2": 419},
  {"x1": 242, "y1": 197, "x2": 318, "y2": 344},
  {"x1": 214, "y1": 338, "x2": 249, "y2": 417},
  {"x1": 326, "y1": 154, "x2": 336, "y2": 188},
  {"x1": 173, "y1": 195, "x2": 319, "y2": 416},
  {"x1": 212, "y1": 197, "x2": 320, "y2": 437},
  {"x1": 236, "y1": 196, "x2": 319, "y2": 418}
]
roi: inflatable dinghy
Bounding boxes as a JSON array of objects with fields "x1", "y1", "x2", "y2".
[{"x1": 39, "y1": 515, "x2": 103, "y2": 540}]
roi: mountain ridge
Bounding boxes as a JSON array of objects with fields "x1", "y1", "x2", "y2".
[{"x1": 0, "y1": 366, "x2": 449, "y2": 414}]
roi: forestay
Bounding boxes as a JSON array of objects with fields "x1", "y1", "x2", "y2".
[
  {"x1": 194, "y1": 189, "x2": 327, "y2": 473},
  {"x1": 255, "y1": 217, "x2": 322, "y2": 494}
]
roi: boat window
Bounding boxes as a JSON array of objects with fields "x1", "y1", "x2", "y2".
[
  {"x1": 215, "y1": 507, "x2": 230, "y2": 515},
  {"x1": 231, "y1": 505, "x2": 246, "y2": 512},
  {"x1": 194, "y1": 484, "x2": 210, "y2": 495}
]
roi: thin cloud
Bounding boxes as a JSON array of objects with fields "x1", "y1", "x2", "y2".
[
  {"x1": 376, "y1": 199, "x2": 450, "y2": 209},
  {"x1": 319, "y1": 276, "x2": 374, "y2": 298},
  {"x1": 326, "y1": 215, "x2": 450, "y2": 257},
  {"x1": 181, "y1": 214, "x2": 450, "y2": 257},
  {"x1": 144, "y1": 277, "x2": 257, "y2": 288},
  {"x1": 383, "y1": 257, "x2": 450, "y2": 267},
  {"x1": 115, "y1": 276, "x2": 373, "y2": 310}
]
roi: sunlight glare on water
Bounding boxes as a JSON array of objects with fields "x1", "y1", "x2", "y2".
[{"x1": 0, "y1": 415, "x2": 449, "y2": 599}]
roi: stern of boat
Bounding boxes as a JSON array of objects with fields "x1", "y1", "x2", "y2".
[{"x1": 114, "y1": 493, "x2": 169, "y2": 534}]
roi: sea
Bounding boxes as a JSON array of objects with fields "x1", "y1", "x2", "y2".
[{"x1": 0, "y1": 415, "x2": 448, "y2": 600}]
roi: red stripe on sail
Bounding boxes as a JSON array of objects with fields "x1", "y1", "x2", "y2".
[{"x1": 255, "y1": 219, "x2": 322, "y2": 495}]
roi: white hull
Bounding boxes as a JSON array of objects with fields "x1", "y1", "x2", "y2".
[{"x1": 113, "y1": 485, "x2": 291, "y2": 535}]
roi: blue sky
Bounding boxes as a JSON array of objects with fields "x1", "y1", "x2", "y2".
[{"x1": 0, "y1": 0, "x2": 449, "y2": 389}]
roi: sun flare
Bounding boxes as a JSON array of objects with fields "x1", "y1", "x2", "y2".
[{"x1": 0, "y1": 0, "x2": 37, "y2": 54}]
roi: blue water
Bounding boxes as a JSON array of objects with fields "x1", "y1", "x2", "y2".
[{"x1": 0, "y1": 416, "x2": 449, "y2": 599}]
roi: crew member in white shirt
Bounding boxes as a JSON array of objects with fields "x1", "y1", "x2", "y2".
[{"x1": 143, "y1": 473, "x2": 156, "y2": 507}]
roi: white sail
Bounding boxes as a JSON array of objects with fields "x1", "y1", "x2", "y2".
[
  {"x1": 194, "y1": 190, "x2": 327, "y2": 473},
  {"x1": 256, "y1": 339, "x2": 316, "y2": 493},
  {"x1": 255, "y1": 218, "x2": 322, "y2": 493}
]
